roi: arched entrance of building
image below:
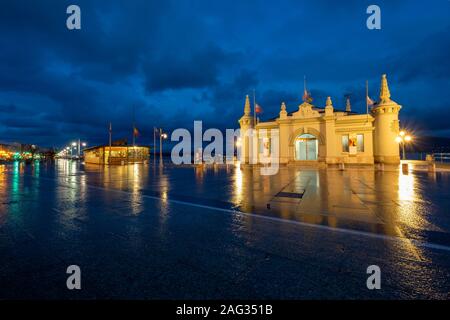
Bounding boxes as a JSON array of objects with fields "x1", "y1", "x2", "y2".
[{"x1": 294, "y1": 133, "x2": 318, "y2": 160}]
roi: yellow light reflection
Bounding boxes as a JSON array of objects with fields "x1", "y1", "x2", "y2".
[
  {"x1": 396, "y1": 170, "x2": 430, "y2": 233},
  {"x1": 398, "y1": 171, "x2": 415, "y2": 201},
  {"x1": 232, "y1": 166, "x2": 243, "y2": 204},
  {"x1": 130, "y1": 163, "x2": 143, "y2": 215}
]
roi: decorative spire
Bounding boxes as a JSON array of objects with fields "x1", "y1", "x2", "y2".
[
  {"x1": 279, "y1": 102, "x2": 287, "y2": 118},
  {"x1": 345, "y1": 97, "x2": 351, "y2": 112},
  {"x1": 244, "y1": 95, "x2": 251, "y2": 115},
  {"x1": 379, "y1": 74, "x2": 391, "y2": 103},
  {"x1": 324, "y1": 96, "x2": 334, "y2": 116}
]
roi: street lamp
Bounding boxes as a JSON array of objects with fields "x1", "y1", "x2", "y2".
[
  {"x1": 65, "y1": 146, "x2": 71, "y2": 158},
  {"x1": 159, "y1": 129, "x2": 168, "y2": 165},
  {"x1": 396, "y1": 131, "x2": 413, "y2": 160},
  {"x1": 70, "y1": 140, "x2": 87, "y2": 158}
]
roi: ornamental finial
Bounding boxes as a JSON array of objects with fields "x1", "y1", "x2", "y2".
[
  {"x1": 244, "y1": 95, "x2": 251, "y2": 115},
  {"x1": 379, "y1": 74, "x2": 391, "y2": 103},
  {"x1": 345, "y1": 97, "x2": 351, "y2": 112}
]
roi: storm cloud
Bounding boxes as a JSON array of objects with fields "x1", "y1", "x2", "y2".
[{"x1": 0, "y1": 0, "x2": 449, "y2": 147}]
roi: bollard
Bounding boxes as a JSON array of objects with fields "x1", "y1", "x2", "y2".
[
  {"x1": 402, "y1": 163, "x2": 409, "y2": 174},
  {"x1": 428, "y1": 162, "x2": 436, "y2": 173}
]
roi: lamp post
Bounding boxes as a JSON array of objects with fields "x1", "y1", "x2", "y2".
[
  {"x1": 153, "y1": 127, "x2": 157, "y2": 161},
  {"x1": 71, "y1": 142, "x2": 76, "y2": 158},
  {"x1": 80, "y1": 141, "x2": 87, "y2": 157},
  {"x1": 159, "y1": 128, "x2": 167, "y2": 165},
  {"x1": 72, "y1": 140, "x2": 87, "y2": 158},
  {"x1": 396, "y1": 131, "x2": 413, "y2": 160}
]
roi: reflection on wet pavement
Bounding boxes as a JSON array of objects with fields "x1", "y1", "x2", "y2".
[
  {"x1": 52, "y1": 160, "x2": 450, "y2": 245},
  {"x1": 0, "y1": 160, "x2": 450, "y2": 299}
]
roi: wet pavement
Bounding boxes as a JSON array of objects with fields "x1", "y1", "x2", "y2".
[{"x1": 1, "y1": 159, "x2": 450, "y2": 299}]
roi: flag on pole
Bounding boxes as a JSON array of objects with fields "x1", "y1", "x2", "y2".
[
  {"x1": 302, "y1": 76, "x2": 313, "y2": 103},
  {"x1": 302, "y1": 89, "x2": 308, "y2": 102},
  {"x1": 302, "y1": 89, "x2": 312, "y2": 103},
  {"x1": 253, "y1": 89, "x2": 257, "y2": 125},
  {"x1": 366, "y1": 80, "x2": 374, "y2": 115},
  {"x1": 133, "y1": 126, "x2": 140, "y2": 137},
  {"x1": 255, "y1": 103, "x2": 263, "y2": 114},
  {"x1": 365, "y1": 80, "x2": 372, "y2": 123}
]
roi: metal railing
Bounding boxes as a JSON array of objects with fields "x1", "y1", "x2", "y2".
[{"x1": 433, "y1": 153, "x2": 450, "y2": 163}]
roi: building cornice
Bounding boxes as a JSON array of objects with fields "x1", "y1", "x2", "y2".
[{"x1": 335, "y1": 126, "x2": 374, "y2": 133}]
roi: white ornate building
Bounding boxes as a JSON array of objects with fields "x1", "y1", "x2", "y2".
[{"x1": 239, "y1": 74, "x2": 402, "y2": 165}]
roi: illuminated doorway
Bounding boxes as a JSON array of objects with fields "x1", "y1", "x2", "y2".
[{"x1": 295, "y1": 134, "x2": 318, "y2": 160}]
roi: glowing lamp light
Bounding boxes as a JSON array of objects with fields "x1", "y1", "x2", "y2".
[
  {"x1": 236, "y1": 138, "x2": 242, "y2": 147},
  {"x1": 397, "y1": 130, "x2": 414, "y2": 160},
  {"x1": 71, "y1": 142, "x2": 77, "y2": 147},
  {"x1": 161, "y1": 133, "x2": 168, "y2": 139}
]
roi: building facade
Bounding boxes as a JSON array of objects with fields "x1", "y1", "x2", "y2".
[{"x1": 239, "y1": 74, "x2": 402, "y2": 166}]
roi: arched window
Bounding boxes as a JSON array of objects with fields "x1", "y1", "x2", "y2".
[{"x1": 295, "y1": 133, "x2": 318, "y2": 160}]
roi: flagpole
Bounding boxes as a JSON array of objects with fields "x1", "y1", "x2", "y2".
[
  {"x1": 109, "y1": 122, "x2": 112, "y2": 165},
  {"x1": 366, "y1": 80, "x2": 369, "y2": 115},
  {"x1": 304, "y1": 75, "x2": 306, "y2": 95},
  {"x1": 153, "y1": 127, "x2": 156, "y2": 161},
  {"x1": 253, "y1": 89, "x2": 256, "y2": 126},
  {"x1": 133, "y1": 104, "x2": 136, "y2": 147},
  {"x1": 303, "y1": 75, "x2": 309, "y2": 102},
  {"x1": 366, "y1": 80, "x2": 369, "y2": 123}
]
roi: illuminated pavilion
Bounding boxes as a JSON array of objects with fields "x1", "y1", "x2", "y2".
[
  {"x1": 239, "y1": 74, "x2": 402, "y2": 166},
  {"x1": 84, "y1": 145, "x2": 150, "y2": 165}
]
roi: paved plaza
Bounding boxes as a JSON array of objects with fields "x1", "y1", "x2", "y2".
[{"x1": 1, "y1": 160, "x2": 449, "y2": 299}]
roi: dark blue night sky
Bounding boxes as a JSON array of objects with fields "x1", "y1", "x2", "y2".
[{"x1": 0, "y1": 0, "x2": 449, "y2": 148}]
